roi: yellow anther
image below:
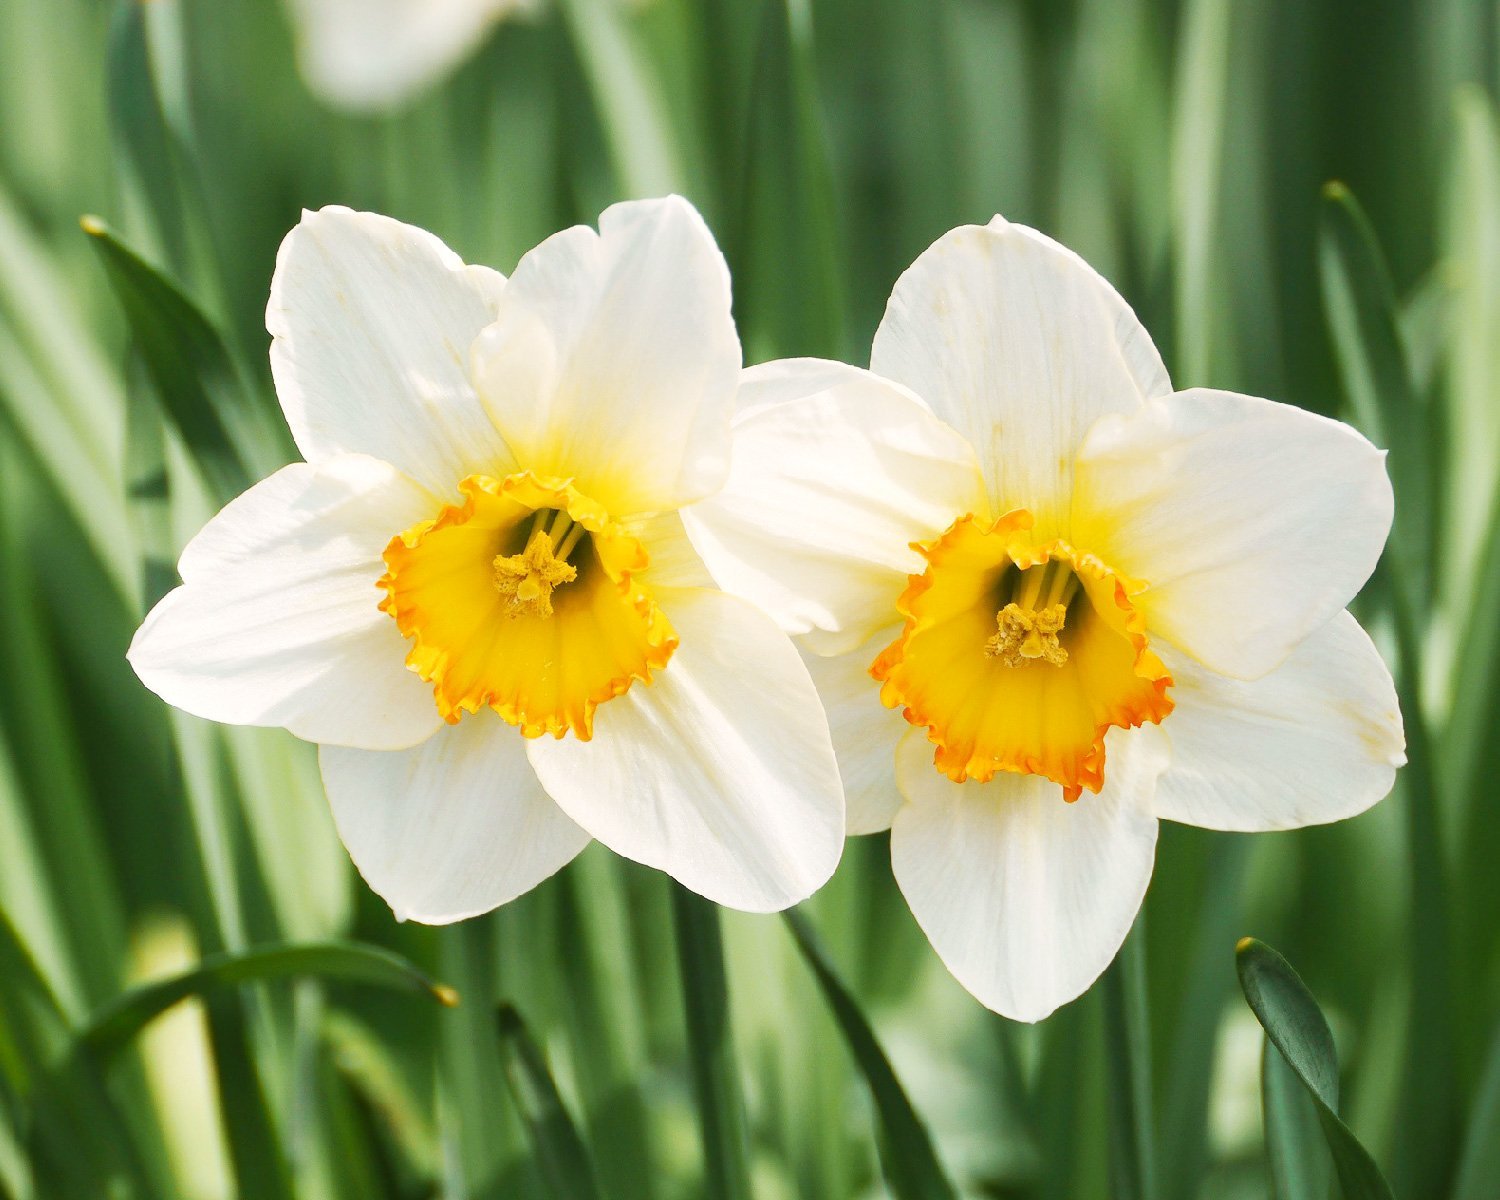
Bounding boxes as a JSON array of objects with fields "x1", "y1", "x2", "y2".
[
  {"x1": 493, "y1": 528, "x2": 578, "y2": 618},
  {"x1": 985, "y1": 602, "x2": 1069, "y2": 667}
]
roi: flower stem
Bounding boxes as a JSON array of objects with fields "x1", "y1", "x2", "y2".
[
  {"x1": 670, "y1": 882, "x2": 754, "y2": 1200},
  {"x1": 1102, "y1": 917, "x2": 1158, "y2": 1200}
]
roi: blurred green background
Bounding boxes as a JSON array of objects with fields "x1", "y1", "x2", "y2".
[{"x1": 0, "y1": 0, "x2": 1495, "y2": 1197}]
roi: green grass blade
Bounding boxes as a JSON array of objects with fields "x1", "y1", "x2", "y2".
[
  {"x1": 81, "y1": 217, "x2": 276, "y2": 507},
  {"x1": 552, "y1": 860, "x2": 657, "y2": 1200},
  {"x1": 33, "y1": 940, "x2": 452, "y2": 1198},
  {"x1": 495, "y1": 1004, "x2": 605, "y2": 1200},
  {"x1": 554, "y1": 0, "x2": 686, "y2": 198},
  {"x1": 733, "y1": 0, "x2": 846, "y2": 363},
  {"x1": 782, "y1": 909, "x2": 958, "y2": 1200},
  {"x1": 1170, "y1": 0, "x2": 1233, "y2": 383},
  {"x1": 671, "y1": 884, "x2": 752, "y2": 1200},
  {"x1": 1317, "y1": 178, "x2": 1460, "y2": 1189},
  {"x1": 1318, "y1": 181, "x2": 1434, "y2": 605},
  {"x1": 1262, "y1": 1040, "x2": 1331, "y2": 1200},
  {"x1": 1, "y1": 906, "x2": 160, "y2": 1200},
  {"x1": 77, "y1": 941, "x2": 457, "y2": 1061},
  {"x1": 1235, "y1": 938, "x2": 1394, "y2": 1199},
  {"x1": 0, "y1": 906, "x2": 72, "y2": 1102},
  {"x1": 1451, "y1": 1017, "x2": 1500, "y2": 1200},
  {"x1": 1102, "y1": 921, "x2": 1157, "y2": 1200},
  {"x1": 1385, "y1": 594, "x2": 1459, "y2": 1195},
  {"x1": 106, "y1": 0, "x2": 186, "y2": 271},
  {"x1": 1154, "y1": 834, "x2": 1253, "y2": 1200}
]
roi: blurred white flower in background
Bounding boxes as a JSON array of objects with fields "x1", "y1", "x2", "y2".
[{"x1": 284, "y1": 0, "x2": 541, "y2": 112}]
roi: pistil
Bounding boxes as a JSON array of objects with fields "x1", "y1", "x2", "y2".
[
  {"x1": 493, "y1": 520, "x2": 579, "y2": 618},
  {"x1": 984, "y1": 561, "x2": 1076, "y2": 667}
]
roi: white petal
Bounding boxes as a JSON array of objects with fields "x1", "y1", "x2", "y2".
[
  {"x1": 128, "y1": 456, "x2": 442, "y2": 749},
  {"x1": 1152, "y1": 611, "x2": 1404, "y2": 831},
  {"x1": 471, "y1": 196, "x2": 739, "y2": 516},
  {"x1": 287, "y1": 0, "x2": 529, "y2": 112},
  {"x1": 525, "y1": 587, "x2": 844, "y2": 912},
  {"x1": 802, "y1": 630, "x2": 907, "y2": 835},
  {"x1": 268, "y1": 206, "x2": 513, "y2": 495},
  {"x1": 891, "y1": 728, "x2": 1164, "y2": 1022},
  {"x1": 683, "y1": 359, "x2": 985, "y2": 655},
  {"x1": 1073, "y1": 389, "x2": 1394, "y2": 680},
  {"x1": 869, "y1": 216, "x2": 1170, "y2": 533},
  {"x1": 320, "y1": 712, "x2": 589, "y2": 923}
]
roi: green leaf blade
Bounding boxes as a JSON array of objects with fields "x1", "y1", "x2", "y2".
[
  {"x1": 82, "y1": 217, "x2": 275, "y2": 507},
  {"x1": 495, "y1": 1003, "x2": 605, "y2": 1200},
  {"x1": 1236, "y1": 938, "x2": 1394, "y2": 1200},
  {"x1": 783, "y1": 909, "x2": 958, "y2": 1200},
  {"x1": 79, "y1": 939, "x2": 457, "y2": 1062}
]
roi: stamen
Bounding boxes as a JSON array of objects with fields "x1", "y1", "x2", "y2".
[
  {"x1": 493, "y1": 527, "x2": 578, "y2": 618},
  {"x1": 555, "y1": 521, "x2": 587, "y2": 560},
  {"x1": 985, "y1": 602, "x2": 1070, "y2": 667}
]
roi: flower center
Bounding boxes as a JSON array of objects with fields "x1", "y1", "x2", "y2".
[
  {"x1": 380, "y1": 472, "x2": 676, "y2": 738},
  {"x1": 872, "y1": 509, "x2": 1173, "y2": 799},
  {"x1": 984, "y1": 561, "x2": 1081, "y2": 667},
  {"x1": 492, "y1": 512, "x2": 583, "y2": 618}
]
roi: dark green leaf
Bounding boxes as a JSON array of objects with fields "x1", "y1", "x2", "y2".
[
  {"x1": 783, "y1": 909, "x2": 958, "y2": 1200},
  {"x1": 1451, "y1": 1018, "x2": 1500, "y2": 1200},
  {"x1": 1318, "y1": 181, "x2": 1433, "y2": 604},
  {"x1": 107, "y1": 0, "x2": 188, "y2": 271},
  {"x1": 1101, "y1": 921, "x2": 1157, "y2": 1200},
  {"x1": 495, "y1": 1004, "x2": 604, "y2": 1200},
  {"x1": 1156, "y1": 834, "x2": 1253, "y2": 1200},
  {"x1": 0, "y1": 905, "x2": 71, "y2": 1105},
  {"x1": 1320, "y1": 186, "x2": 1458, "y2": 1196},
  {"x1": 1235, "y1": 939, "x2": 1394, "y2": 1200},
  {"x1": 81, "y1": 217, "x2": 269, "y2": 507},
  {"x1": 1262, "y1": 1038, "x2": 1332, "y2": 1200},
  {"x1": 672, "y1": 884, "x2": 753, "y2": 1200},
  {"x1": 78, "y1": 940, "x2": 456, "y2": 1062},
  {"x1": 734, "y1": 0, "x2": 846, "y2": 362}
]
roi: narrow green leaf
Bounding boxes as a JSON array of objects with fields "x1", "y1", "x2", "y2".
[
  {"x1": 1318, "y1": 181, "x2": 1433, "y2": 604},
  {"x1": 81, "y1": 216, "x2": 273, "y2": 506},
  {"x1": 1451, "y1": 1018, "x2": 1500, "y2": 1200},
  {"x1": 1385, "y1": 594, "x2": 1459, "y2": 1193},
  {"x1": 1, "y1": 907, "x2": 158, "y2": 1200},
  {"x1": 552, "y1": 860, "x2": 657, "y2": 1200},
  {"x1": 671, "y1": 884, "x2": 753, "y2": 1200},
  {"x1": 0, "y1": 905, "x2": 72, "y2": 1103},
  {"x1": 1235, "y1": 939, "x2": 1394, "y2": 1200},
  {"x1": 1170, "y1": 0, "x2": 1233, "y2": 383},
  {"x1": 77, "y1": 941, "x2": 456, "y2": 1062},
  {"x1": 554, "y1": 0, "x2": 686, "y2": 198},
  {"x1": 782, "y1": 909, "x2": 958, "y2": 1200},
  {"x1": 1156, "y1": 834, "x2": 1253, "y2": 1200},
  {"x1": 1101, "y1": 921, "x2": 1156, "y2": 1200},
  {"x1": 1318, "y1": 180, "x2": 1460, "y2": 1190},
  {"x1": 1262, "y1": 1039, "x2": 1332, "y2": 1200},
  {"x1": 495, "y1": 1004, "x2": 605, "y2": 1200},
  {"x1": 734, "y1": 0, "x2": 846, "y2": 362},
  {"x1": 107, "y1": 0, "x2": 187, "y2": 271},
  {"x1": 0, "y1": 187, "x2": 135, "y2": 601}
]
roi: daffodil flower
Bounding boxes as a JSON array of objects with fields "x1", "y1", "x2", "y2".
[
  {"x1": 285, "y1": 0, "x2": 538, "y2": 112},
  {"x1": 684, "y1": 217, "x2": 1405, "y2": 1020},
  {"x1": 129, "y1": 197, "x2": 844, "y2": 919}
]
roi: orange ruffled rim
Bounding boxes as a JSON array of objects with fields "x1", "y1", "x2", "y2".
[{"x1": 872, "y1": 509, "x2": 1173, "y2": 799}]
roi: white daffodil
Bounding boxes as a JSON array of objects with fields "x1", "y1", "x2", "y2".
[
  {"x1": 285, "y1": 0, "x2": 539, "y2": 112},
  {"x1": 129, "y1": 196, "x2": 845, "y2": 919},
  {"x1": 683, "y1": 217, "x2": 1405, "y2": 1020}
]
